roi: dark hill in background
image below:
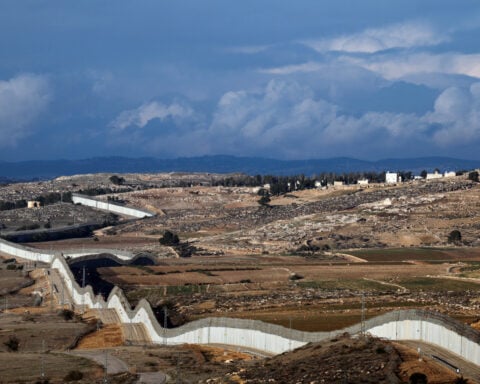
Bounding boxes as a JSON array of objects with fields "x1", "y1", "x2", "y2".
[{"x1": 0, "y1": 155, "x2": 478, "y2": 180}]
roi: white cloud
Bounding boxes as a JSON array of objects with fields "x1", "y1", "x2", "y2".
[
  {"x1": 305, "y1": 21, "x2": 449, "y2": 53},
  {"x1": 110, "y1": 101, "x2": 194, "y2": 131},
  {"x1": 206, "y1": 80, "x2": 429, "y2": 158},
  {"x1": 347, "y1": 52, "x2": 480, "y2": 80},
  {"x1": 107, "y1": 80, "x2": 480, "y2": 159},
  {"x1": 0, "y1": 74, "x2": 51, "y2": 146},
  {"x1": 228, "y1": 45, "x2": 271, "y2": 54},
  {"x1": 259, "y1": 61, "x2": 324, "y2": 75},
  {"x1": 425, "y1": 83, "x2": 480, "y2": 144}
]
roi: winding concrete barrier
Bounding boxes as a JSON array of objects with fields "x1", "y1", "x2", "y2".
[
  {"x1": 0, "y1": 238, "x2": 134, "y2": 263},
  {"x1": 72, "y1": 193, "x2": 155, "y2": 218},
  {"x1": 2, "y1": 237, "x2": 480, "y2": 362}
]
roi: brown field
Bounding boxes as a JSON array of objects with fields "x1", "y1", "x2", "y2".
[{"x1": 0, "y1": 352, "x2": 102, "y2": 383}]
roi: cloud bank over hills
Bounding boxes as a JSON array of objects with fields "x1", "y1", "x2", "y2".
[{"x1": 1, "y1": 1, "x2": 480, "y2": 161}]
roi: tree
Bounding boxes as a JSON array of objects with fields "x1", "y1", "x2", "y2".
[
  {"x1": 159, "y1": 230, "x2": 180, "y2": 246},
  {"x1": 258, "y1": 193, "x2": 271, "y2": 206},
  {"x1": 109, "y1": 175, "x2": 125, "y2": 185},
  {"x1": 420, "y1": 170, "x2": 427, "y2": 179},
  {"x1": 448, "y1": 230, "x2": 462, "y2": 244},
  {"x1": 468, "y1": 171, "x2": 479, "y2": 182},
  {"x1": 4, "y1": 335, "x2": 19, "y2": 352}
]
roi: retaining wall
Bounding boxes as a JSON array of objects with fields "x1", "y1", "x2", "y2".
[
  {"x1": 3, "y1": 238, "x2": 480, "y2": 360},
  {"x1": 72, "y1": 194, "x2": 155, "y2": 218}
]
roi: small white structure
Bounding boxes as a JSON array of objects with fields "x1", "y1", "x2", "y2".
[
  {"x1": 263, "y1": 183, "x2": 271, "y2": 190},
  {"x1": 444, "y1": 171, "x2": 456, "y2": 178},
  {"x1": 357, "y1": 179, "x2": 369, "y2": 185},
  {"x1": 333, "y1": 181, "x2": 344, "y2": 187},
  {"x1": 385, "y1": 172, "x2": 400, "y2": 184},
  {"x1": 27, "y1": 201, "x2": 41, "y2": 208},
  {"x1": 314, "y1": 180, "x2": 322, "y2": 188},
  {"x1": 426, "y1": 171, "x2": 443, "y2": 180}
]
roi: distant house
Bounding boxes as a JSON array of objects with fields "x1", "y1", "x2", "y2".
[
  {"x1": 426, "y1": 171, "x2": 443, "y2": 180},
  {"x1": 357, "y1": 179, "x2": 369, "y2": 185},
  {"x1": 27, "y1": 201, "x2": 41, "y2": 208},
  {"x1": 444, "y1": 171, "x2": 456, "y2": 178},
  {"x1": 314, "y1": 180, "x2": 322, "y2": 188},
  {"x1": 333, "y1": 181, "x2": 344, "y2": 187},
  {"x1": 385, "y1": 172, "x2": 400, "y2": 184}
]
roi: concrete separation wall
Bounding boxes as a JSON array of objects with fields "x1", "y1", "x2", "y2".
[
  {"x1": 72, "y1": 193, "x2": 155, "y2": 218},
  {"x1": 3, "y1": 238, "x2": 480, "y2": 360},
  {"x1": 0, "y1": 238, "x2": 133, "y2": 263}
]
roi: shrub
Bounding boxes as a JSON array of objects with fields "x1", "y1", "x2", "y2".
[
  {"x1": 64, "y1": 370, "x2": 83, "y2": 381},
  {"x1": 159, "y1": 230, "x2": 180, "y2": 246},
  {"x1": 448, "y1": 230, "x2": 462, "y2": 244},
  {"x1": 375, "y1": 346, "x2": 386, "y2": 354},
  {"x1": 409, "y1": 372, "x2": 428, "y2": 384},
  {"x1": 59, "y1": 309, "x2": 75, "y2": 321},
  {"x1": 4, "y1": 335, "x2": 19, "y2": 351},
  {"x1": 258, "y1": 194, "x2": 271, "y2": 206},
  {"x1": 109, "y1": 175, "x2": 125, "y2": 185},
  {"x1": 468, "y1": 171, "x2": 479, "y2": 182},
  {"x1": 289, "y1": 273, "x2": 304, "y2": 281}
]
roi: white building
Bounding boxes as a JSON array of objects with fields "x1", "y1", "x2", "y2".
[
  {"x1": 385, "y1": 172, "x2": 400, "y2": 184},
  {"x1": 333, "y1": 181, "x2": 344, "y2": 187},
  {"x1": 426, "y1": 171, "x2": 443, "y2": 180},
  {"x1": 444, "y1": 171, "x2": 456, "y2": 178},
  {"x1": 357, "y1": 179, "x2": 369, "y2": 185}
]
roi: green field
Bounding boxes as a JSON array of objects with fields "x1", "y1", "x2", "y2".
[
  {"x1": 349, "y1": 247, "x2": 480, "y2": 262},
  {"x1": 397, "y1": 277, "x2": 480, "y2": 291},
  {"x1": 297, "y1": 279, "x2": 389, "y2": 291}
]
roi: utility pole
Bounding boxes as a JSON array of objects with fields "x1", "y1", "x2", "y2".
[
  {"x1": 163, "y1": 306, "x2": 168, "y2": 345},
  {"x1": 361, "y1": 292, "x2": 366, "y2": 336},
  {"x1": 71, "y1": 275, "x2": 74, "y2": 310},
  {"x1": 81, "y1": 265, "x2": 86, "y2": 314},
  {"x1": 50, "y1": 272, "x2": 54, "y2": 312},
  {"x1": 41, "y1": 339, "x2": 45, "y2": 379},
  {"x1": 289, "y1": 316, "x2": 293, "y2": 351},
  {"x1": 103, "y1": 349, "x2": 108, "y2": 383}
]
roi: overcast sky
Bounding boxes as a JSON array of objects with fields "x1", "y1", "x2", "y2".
[{"x1": 1, "y1": 1, "x2": 480, "y2": 161}]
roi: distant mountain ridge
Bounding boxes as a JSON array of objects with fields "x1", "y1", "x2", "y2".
[{"x1": 0, "y1": 155, "x2": 478, "y2": 180}]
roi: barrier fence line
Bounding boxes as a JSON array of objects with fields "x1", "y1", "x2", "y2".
[
  {"x1": 71, "y1": 193, "x2": 155, "y2": 218},
  {"x1": 2, "y1": 237, "x2": 480, "y2": 360}
]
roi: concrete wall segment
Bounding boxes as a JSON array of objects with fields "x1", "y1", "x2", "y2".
[
  {"x1": 3, "y1": 237, "x2": 480, "y2": 358},
  {"x1": 72, "y1": 194, "x2": 155, "y2": 218}
]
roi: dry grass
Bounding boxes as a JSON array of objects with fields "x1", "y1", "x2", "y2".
[{"x1": 0, "y1": 351, "x2": 101, "y2": 383}]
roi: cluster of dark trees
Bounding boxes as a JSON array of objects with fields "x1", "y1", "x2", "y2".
[
  {"x1": 76, "y1": 186, "x2": 132, "y2": 196},
  {"x1": 211, "y1": 171, "x2": 403, "y2": 196}
]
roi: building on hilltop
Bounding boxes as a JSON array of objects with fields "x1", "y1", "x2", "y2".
[
  {"x1": 426, "y1": 170, "x2": 443, "y2": 180},
  {"x1": 385, "y1": 172, "x2": 401, "y2": 184},
  {"x1": 27, "y1": 201, "x2": 41, "y2": 208}
]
